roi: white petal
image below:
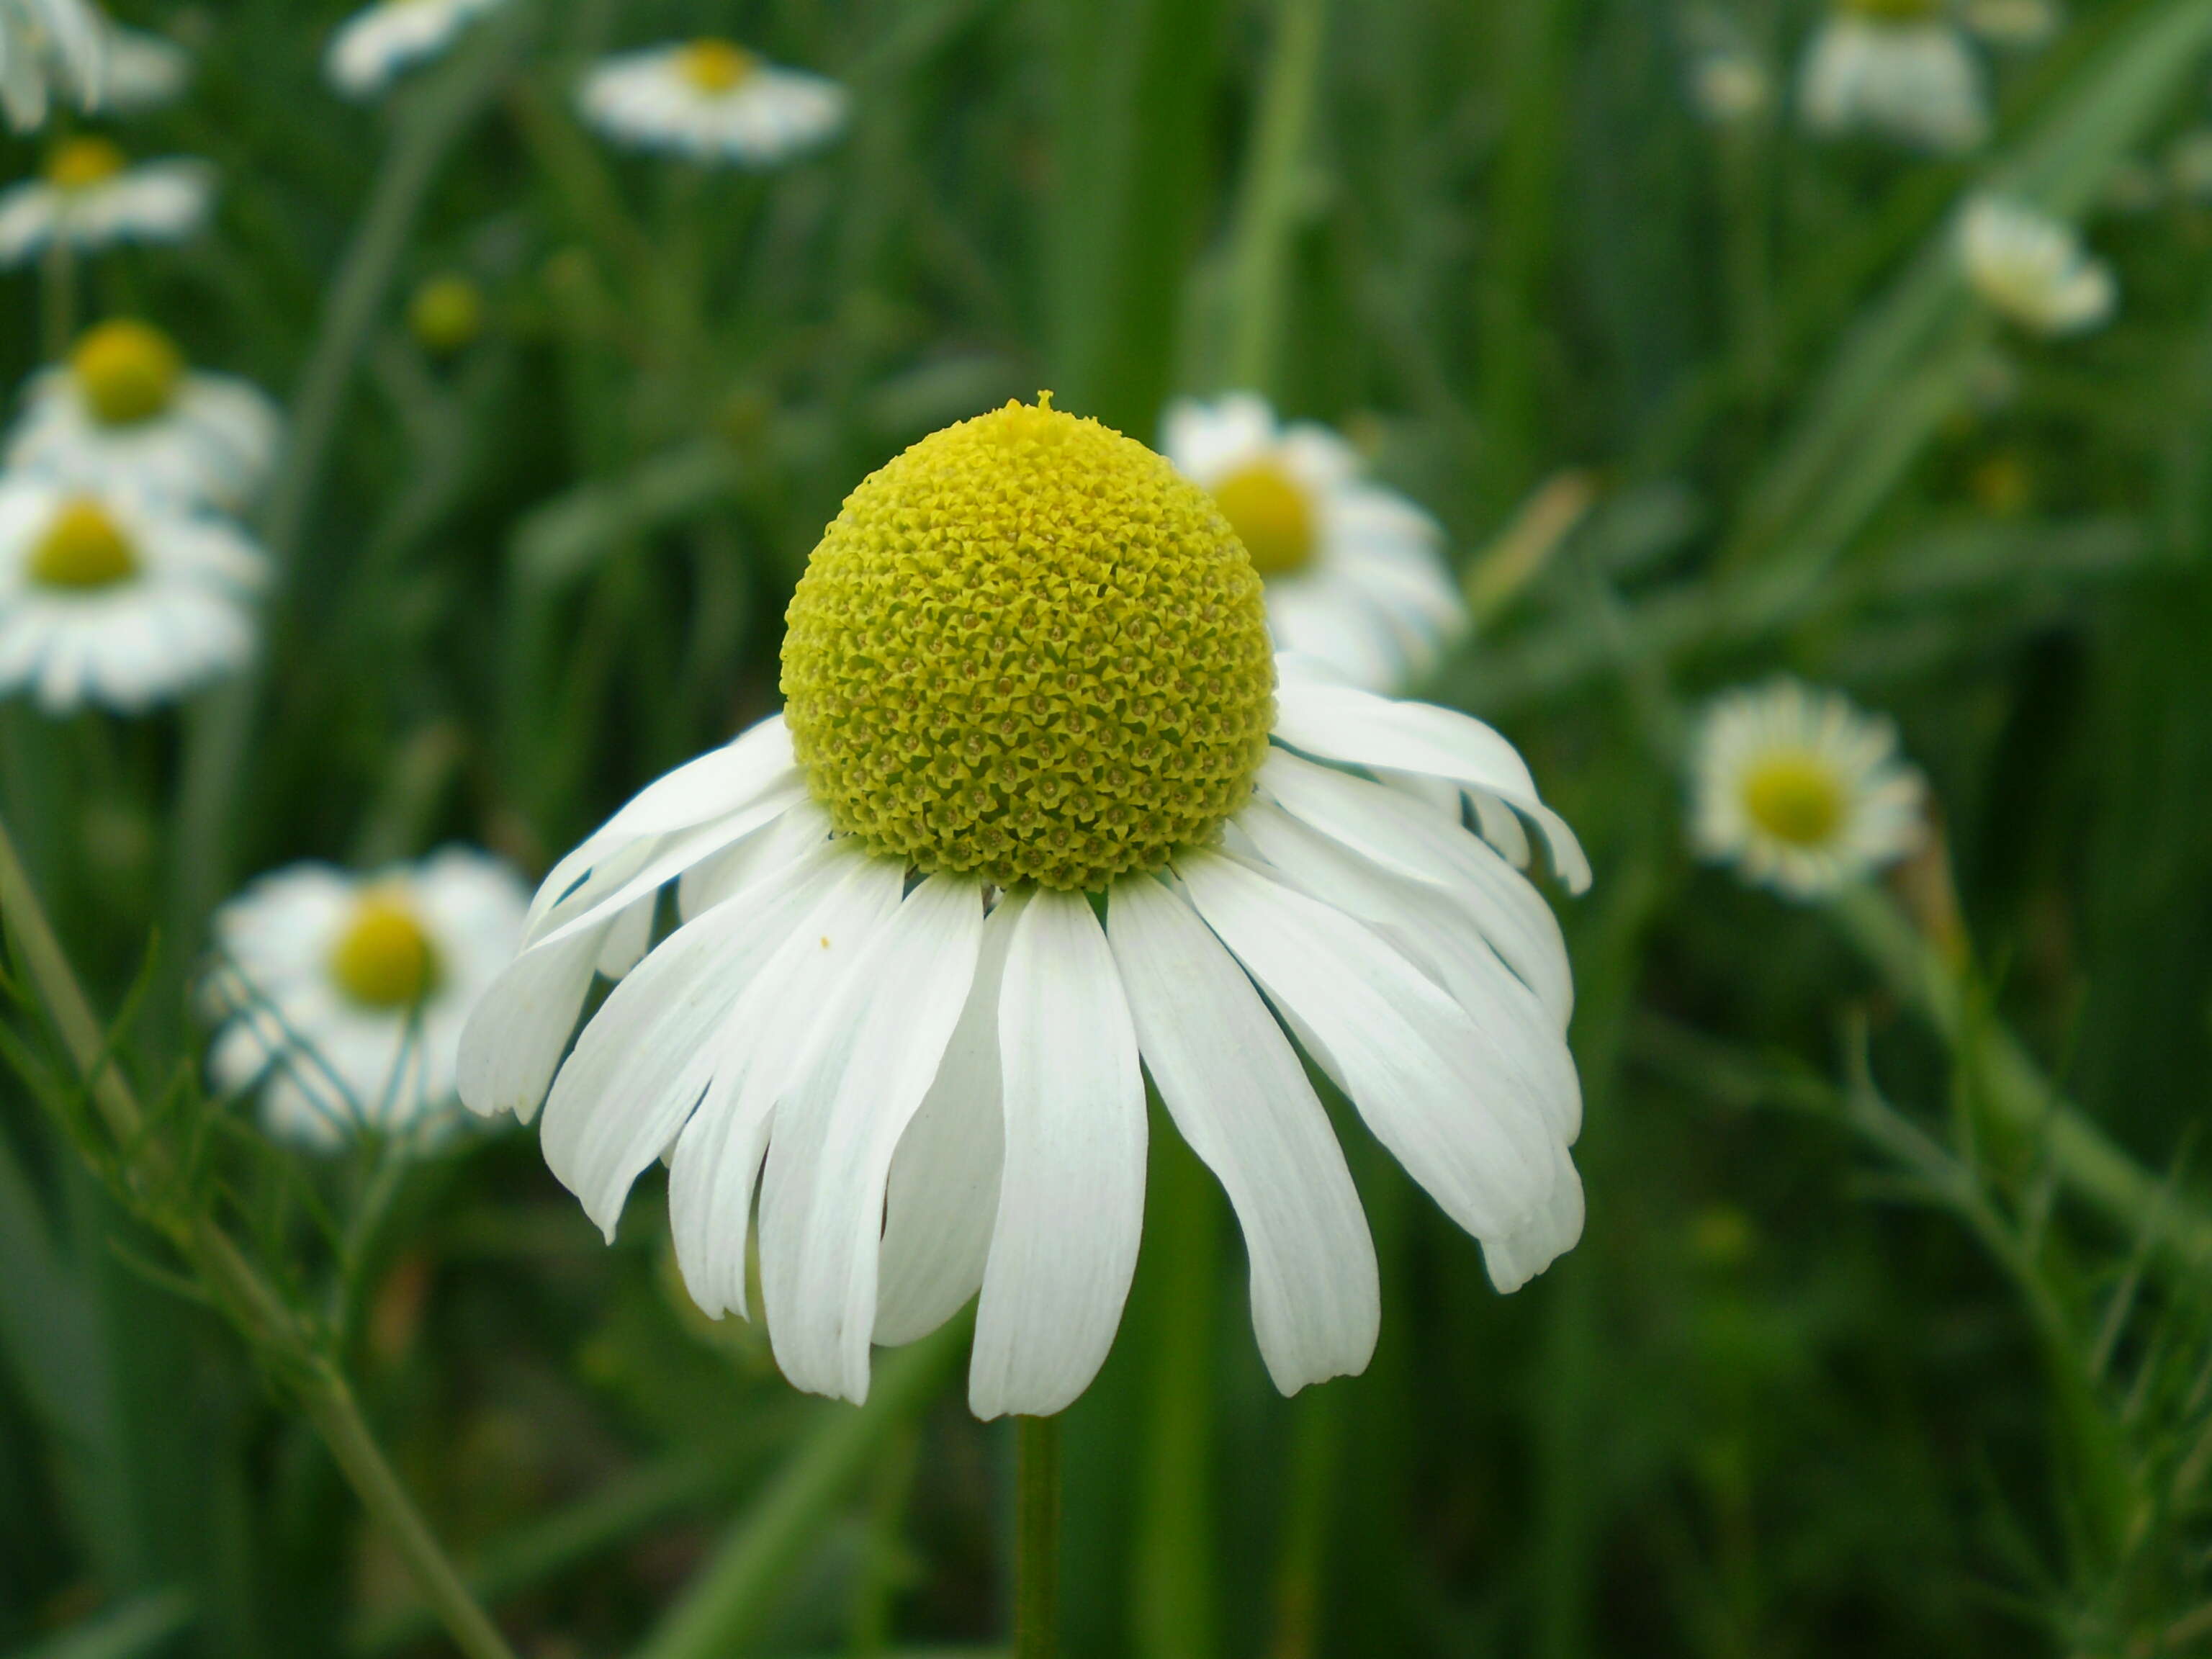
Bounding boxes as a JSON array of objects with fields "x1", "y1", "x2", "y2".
[
  {"x1": 537, "y1": 849, "x2": 836, "y2": 1237},
  {"x1": 758, "y1": 874, "x2": 986, "y2": 1402},
  {"x1": 1480, "y1": 1140, "x2": 1584, "y2": 1293},
  {"x1": 1105, "y1": 874, "x2": 1377, "y2": 1395},
  {"x1": 456, "y1": 920, "x2": 606, "y2": 1122},
  {"x1": 873, "y1": 894, "x2": 1022, "y2": 1346},
  {"x1": 667, "y1": 851, "x2": 907, "y2": 1321},
  {"x1": 969, "y1": 889, "x2": 1146, "y2": 1419},
  {"x1": 1177, "y1": 851, "x2": 1557, "y2": 1241},
  {"x1": 1259, "y1": 750, "x2": 1573, "y2": 1025},
  {"x1": 1272, "y1": 680, "x2": 1591, "y2": 892}
]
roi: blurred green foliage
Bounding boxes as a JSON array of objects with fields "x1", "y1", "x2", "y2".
[{"x1": 5, "y1": 0, "x2": 2212, "y2": 1655}]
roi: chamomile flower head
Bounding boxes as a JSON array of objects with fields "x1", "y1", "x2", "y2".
[
  {"x1": 1161, "y1": 394, "x2": 1467, "y2": 694},
  {"x1": 0, "y1": 475, "x2": 264, "y2": 713},
  {"x1": 461, "y1": 397, "x2": 1590, "y2": 1419},
  {"x1": 94, "y1": 19, "x2": 189, "y2": 114},
  {"x1": 326, "y1": 0, "x2": 503, "y2": 100},
  {"x1": 1959, "y1": 195, "x2": 2116, "y2": 338},
  {"x1": 206, "y1": 850, "x2": 531, "y2": 1150},
  {"x1": 8, "y1": 320, "x2": 282, "y2": 511},
  {"x1": 1799, "y1": 3, "x2": 1988, "y2": 153},
  {"x1": 0, "y1": 0, "x2": 100, "y2": 131},
  {"x1": 579, "y1": 40, "x2": 848, "y2": 167},
  {"x1": 1690, "y1": 679, "x2": 1926, "y2": 899},
  {"x1": 0, "y1": 138, "x2": 212, "y2": 266}
]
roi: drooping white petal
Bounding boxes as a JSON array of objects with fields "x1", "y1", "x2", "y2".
[
  {"x1": 874, "y1": 894, "x2": 1022, "y2": 1346},
  {"x1": 667, "y1": 850, "x2": 907, "y2": 1321},
  {"x1": 758, "y1": 875, "x2": 986, "y2": 1402},
  {"x1": 1177, "y1": 850, "x2": 1556, "y2": 1241},
  {"x1": 456, "y1": 920, "x2": 607, "y2": 1123},
  {"x1": 1105, "y1": 874, "x2": 1378, "y2": 1394},
  {"x1": 1272, "y1": 679, "x2": 1591, "y2": 892},
  {"x1": 1259, "y1": 750, "x2": 1573, "y2": 1025},
  {"x1": 537, "y1": 847, "x2": 840, "y2": 1237},
  {"x1": 969, "y1": 889, "x2": 1146, "y2": 1420},
  {"x1": 1479, "y1": 1141, "x2": 1584, "y2": 1293}
]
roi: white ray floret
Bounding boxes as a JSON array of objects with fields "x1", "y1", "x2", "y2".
[
  {"x1": 1798, "y1": 6, "x2": 1988, "y2": 153},
  {"x1": 93, "y1": 19, "x2": 188, "y2": 114},
  {"x1": 1164, "y1": 393, "x2": 1467, "y2": 693},
  {"x1": 1690, "y1": 678, "x2": 1926, "y2": 899},
  {"x1": 459, "y1": 397, "x2": 1589, "y2": 1421},
  {"x1": 0, "y1": 0, "x2": 100, "y2": 130},
  {"x1": 0, "y1": 136, "x2": 212, "y2": 266},
  {"x1": 579, "y1": 39, "x2": 848, "y2": 167},
  {"x1": 1958, "y1": 194, "x2": 2116, "y2": 338},
  {"x1": 326, "y1": 0, "x2": 504, "y2": 100},
  {"x1": 205, "y1": 850, "x2": 531, "y2": 1149},
  {"x1": 8, "y1": 319, "x2": 282, "y2": 511},
  {"x1": 0, "y1": 475, "x2": 264, "y2": 713}
]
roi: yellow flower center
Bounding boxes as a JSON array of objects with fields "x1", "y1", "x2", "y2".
[
  {"x1": 28, "y1": 499, "x2": 138, "y2": 590},
  {"x1": 329, "y1": 894, "x2": 440, "y2": 1011},
  {"x1": 1840, "y1": 0, "x2": 1943, "y2": 20},
  {"x1": 781, "y1": 397, "x2": 1275, "y2": 891},
  {"x1": 1209, "y1": 459, "x2": 1317, "y2": 576},
  {"x1": 45, "y1": 137, "x2": 127, "y2": 192},
  {"x1": 71, "y1": 320, "x2": 185, "y2": 426},
  {"x1": 678, "y1": 39, "x2": 760, "y2": 94},
  {"x1": 1741, "y1": 753, "x2": 1847, "y2": 848},
  {"x1": 408, "y1": 275, "x2": 485, "y2": 356}
]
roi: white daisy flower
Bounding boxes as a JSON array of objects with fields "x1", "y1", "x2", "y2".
[
  {"x1": 579, "y1": 39, "x2": 849, "y2": 167},
  {"x1": 1958, "y1": 194, "x2": 2115, "y2": 338},
  {"x1": 459, "y1": 400, "x2": 1589, "y2": 1419},
  {"x1": 1161, "y1": 394, "x2": 1466, "y2": 695},
  {"x1": 206, "y1": 850, "x2": 531, "y2": 1150},
  {"x1": 7, "y1": 319, "x2": 282, "y2": 511},
  {"x1": 325, "y1": 0, "x2": 504, "y2": 101},
  {"x1": 1690, "y1": 679, "x2": 1925, "y2": 899},
  {"x1": 0, "y1": 475, "x2": 264, "y2": 713},
  {"x1": 0, "y1": 137, "x2": 213, "y2": 266},
  {"x1": 1798, "y1": 2, "x2": 1988, "y2": 153},
  {"x1": 0, "y1": 0, "x2": 100, "y2": 131},
  {"x1": 94, "y1": 19, "x2": 189, "y2": 114}
]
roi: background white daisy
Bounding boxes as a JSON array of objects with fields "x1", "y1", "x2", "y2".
[
  {"x1": 1798, "y1": 7, "x2": 1989, "y2": 153},
  {"x1": 579, "y1": 40, "x2": 850, "y2": 166},
  {"x1": 1691, "y1": 678, "x2": 1926, "y2": 898},
  {"x1": 8, "y1": 319, "x2": 282, "y2": 510},
  {"x1": 0, "y1": 0, "x2": 100, "y2": 130},
  {"x1": 0, "y1": 475, "x2": 264, "y2": 712},
  {"x1": 94, "y1": 18, "x2": 188, "y2": 114},
  {"x1": 207, "y1": 850, "x2": 531, "y2": 1149},
  {"x1": 1959, "y1": 195, "x2": 2116, "y2": 338},
  {"x1": 325, "y1": 0, "x2": 504, "y2": 101},
  {"x1": 0, "y1": 138, "x2": 212, "y2": 265},
  {"x1": 1162, "y1": 393, "x2": 1467, "y2": 693}
]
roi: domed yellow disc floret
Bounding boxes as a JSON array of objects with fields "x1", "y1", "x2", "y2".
[
  {"x1": 71, "y1": 320, "x2": 185, "y2": 426},
  {"x1": 781, "y1": 397, "x2": 1276, "y2": 891},
  {"x1": 1742, "y1": 753, "x2": 1846, "y2": 848},
  {"x1": 1209, "y1": 459, "x2": 1316, "y2": 575},
  {"x1": 29, "y1": 498, "x2": 138, "y2": 590},
  {"x1": 408, "y1": 275, "x2": 485, "y2": 356},
  {"x1": 45, "y1": 137, "x2": 127, "y2": 192},
  {"x1": 329, "y1": 894, "x2": 440, "y2": 1010},
  {"x1": 678, "y1": 39, "x2": 760, "y2": 94}
]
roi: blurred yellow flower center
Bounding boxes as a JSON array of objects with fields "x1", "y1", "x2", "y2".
[
  {"x1": 678, "y1": 39, "x2": 760, "y2": 94},
  {"x1": 45, "y1": 137, "x2": 127, "y2": 192},
  {"x1": 408, "y1": 275, "x2": 484, "y2": 356},
  {"x1": 781, "y1": 396, "x2": 1275, "y2": 891},
  {"x1": 71, "y1": 320, "x2": 185, "y2": 426},
  {"x1": 28, "y1": 499, "x2": 138, "y2": 590},
  {"x1": 1209, "y1": 460, "x2": 1316, "y2": 575},
  {"x1": 330, "y1": 895, "x2": 439, "y2": 1010},
  {"x1": 1742, "y1": 754, "x2": 1846, "y2": 848},
  {"x1": 1840, "y1": 0, "x2": 1943, "y2": 19}
]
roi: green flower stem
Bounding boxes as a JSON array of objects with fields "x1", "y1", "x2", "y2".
[
  {"x1": 1014, "y1": 1416, "x2": 1064, "y2": 1659},
  {"x1": 634, "y1": 1322, "x2": 968, "y2": 1659},
  {"x1": 40, "y1": 238, "x2": 75, "y2": 364},
  {"x1": 1265, "y1": 1388, "x2": 1342, "y2": 1659},
  {"x1": 1225, "y1": 0, "x2": 1328, "y2": 395},
  {"x1": 168, "y1": 12, "x2": 521, "y2": 979},
  {"x1": 0, "y1": 809, "x2": 520, "y2": 1659},
  {"x1": 1831, "y1": 884, "x2": 2212, "y2": 1272},
  {"x1": 1132, "y1": 1128, "x2": 1218, "y2": 1659}
]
